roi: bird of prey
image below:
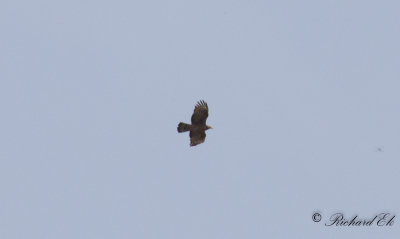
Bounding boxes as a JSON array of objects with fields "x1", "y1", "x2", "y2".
[{"x1": 177, "y1": 100, "x2": 212, "y2": 146}]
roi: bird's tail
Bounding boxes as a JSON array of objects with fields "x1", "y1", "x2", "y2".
[{"x1": 177, "y1": 122, "x2": 191, "y2": 132}]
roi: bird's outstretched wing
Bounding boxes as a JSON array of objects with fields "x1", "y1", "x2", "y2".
[
  {"x1": 190, "y1": 130, "x2": 206, "y2": 146},
  {"x1": 191, "y1": 100, "x2": 208, "y2": 125}
]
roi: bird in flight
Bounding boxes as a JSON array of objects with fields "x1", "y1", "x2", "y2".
[{"x1": 177, "y1": 100, "x2": 212, "y2": 146}]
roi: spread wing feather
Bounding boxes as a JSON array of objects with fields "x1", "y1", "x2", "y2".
[{"x1": 191, "y1": 100, "x2": 208, "y2": 125}]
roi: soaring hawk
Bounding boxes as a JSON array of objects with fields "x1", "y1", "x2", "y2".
[{"x1": 177, "y1": 100, "x2": 212, "y2": 146}]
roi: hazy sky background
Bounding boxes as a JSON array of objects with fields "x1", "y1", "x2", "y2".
[{"x1": 1, "y1": 0, "x2": 399, "y2": 238}]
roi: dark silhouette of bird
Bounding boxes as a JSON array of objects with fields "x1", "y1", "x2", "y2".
[{"x1": 177, "y1": 100, "x2": 212, "y2": 146}]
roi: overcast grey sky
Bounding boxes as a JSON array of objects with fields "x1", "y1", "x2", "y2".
[{"x1": 1, "y1": 0, "x2": 399, "y2": 238}]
